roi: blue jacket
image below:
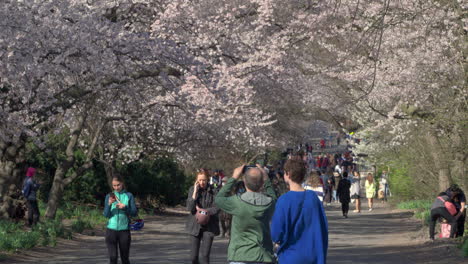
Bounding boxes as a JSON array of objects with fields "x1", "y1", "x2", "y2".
[{"x1": 22, "y1": 178, "x2": 40, "y2": 201}]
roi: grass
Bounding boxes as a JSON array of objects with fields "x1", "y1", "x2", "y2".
[
  {"x1": 0, "y1": 218, "x2": 69, "y2": 252},
  {"x1": 397, "y1": 200, "x2": 432, "y2": 225},
  {"x1": 0, "y1": 201, "x2": 107, "y2": 252}
]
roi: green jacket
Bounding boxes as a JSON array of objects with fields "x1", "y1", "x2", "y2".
[
  {"x1": 103, "y1": 190, "x2": 137, "y2": 231},
  {"x1": 215, "y1": 178, "x2": 277, "y2": 263}
]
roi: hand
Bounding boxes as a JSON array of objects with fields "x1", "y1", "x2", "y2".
[
  {"x1": 232, "y1": 165, "x2": 244, "y2": 180},
  {"x1": 192, "y1": 182, "x2": 200, "y2": 199},
  {"x1": 108, "y1": 197, "x2": 116, "y2": 205},
  {"x1": 116, "y1": 203, "x2": 126, "y2": 209}
]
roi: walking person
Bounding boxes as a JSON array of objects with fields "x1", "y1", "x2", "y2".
[
  {"x1": 186, "y1": 170, "x2": 220, "y2": 264},
  {"x1": 381, "y1": 170, "x2": 390, "y2": 201},
  {"x1": 323, "y1": 177, "x2": 334, "y2": 206},
  {"x1": 271, "y1": 159, "x2": 328, "y2": 264},
  {"x1": 429, "y1": 191, "x2": 460, "y2": 240},
  {"x1": 350, "y1": 171, "x2": 361, "y2": 213},
  {"x1": 336, "y1": 172, "x2": 351, "y2": 218},
  {"x1": 304, "y1": 171, "x2": 324, "y2": 203},
  {"x1": 215, "y1": 165, "x2": 277, "y2": 264},
  {"x1": 332, "y1": 172, "x2": 341, "y2": 203},
  {"x1": 365, "y1": 173, "x2": 376, "y2": 211},
  {"x1": 103, "y1": 175, "x2": 138, "y2": 264},
  {"x1": 22, "y1": 167, "x2": 41, "y2": 227}
]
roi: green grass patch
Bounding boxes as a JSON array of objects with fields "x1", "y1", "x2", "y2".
[
  {"x1": 0, "y1": 218, "x2": 71, "y2": 252},
  {"x1": 397, "y1": 200, "x2": 432, "y2": 210},
  {"x1": 397, "y1": 200, "x2": 432, "y2": 225},
  {"x1": 0, "y1": 201, "x2": 106, "y2": 252}
]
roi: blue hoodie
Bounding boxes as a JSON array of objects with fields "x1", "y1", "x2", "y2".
[{"x1": 271, "y1": 190, "x2": 328, "y2": 264}]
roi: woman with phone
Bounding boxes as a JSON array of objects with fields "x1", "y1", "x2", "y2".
[
  {"x1": 186, "y1": 169, "x2": 220, "y2": 264},
  {"x1": 103, "y1": 175, "x2": 137, "y2": 264}
]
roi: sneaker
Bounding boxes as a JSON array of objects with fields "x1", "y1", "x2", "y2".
[
  {"x1": 369, "y1": 208, "x2": 373, "y2": 211},
  {"x1": 353, "y1": 210, "x2": 358, "y2": 213}
]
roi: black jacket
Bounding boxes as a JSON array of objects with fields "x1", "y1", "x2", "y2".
[
  {"x1": 337, "y1": 178, "x2": 351, "y2": 203},
  {"x1": 186, "y1": 184, "x2": 220, "y2": 236}
]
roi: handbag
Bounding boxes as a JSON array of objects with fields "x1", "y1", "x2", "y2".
[
  {"x1": 437, "y1": 196, "x2": 457, "y2": 216},
  {"x1": 195, "y1": 207, "x2": 210, "y2": 225}
]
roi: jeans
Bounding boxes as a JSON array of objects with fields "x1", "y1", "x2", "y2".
[
  {"x1": 105, "y1": 229, "x2": 131, "y2": 264},
  {"x1": 26, "y1": 200, "x2": 40, "y2": 226},
  {"x1": 429, "y1": 207, "x2": 457, "y2": 239},
  {"x1": 332, "y1": 190, "x2": 337, "y2": 201},
  {"x1": 190, "y1": 230, "x2": 214, "y2": 264},
  {"x1": 383, "y1": 184, "x2": 389, "y2": 201}
]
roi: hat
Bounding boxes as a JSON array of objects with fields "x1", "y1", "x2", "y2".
[{"x1": 26, "y1": 167, "x2": 36, "y2": 177}]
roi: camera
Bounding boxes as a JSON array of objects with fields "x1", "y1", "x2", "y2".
[{"x1": 242, "y1": 165, "x2": 257, "y2": 174}]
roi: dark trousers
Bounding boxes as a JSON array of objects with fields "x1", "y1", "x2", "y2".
[
  {"x1": 190, "y1": 230, "x2": 214, "y2": 264},
  {"x1": 26, "y1": 200, "x2": 40, "y2": 226},
  {"x1": 105, "y1": 229, "x2": 131, "y2": 264},
  {"x1": 456, "y1": 212, "x2": 465, "y2": 237},
  {"x1": 429, "y1": 207, "x2": 457, "y2": 239},
  {"x1": 341, "y1": 202, "x2": 349, "y2": 216}
]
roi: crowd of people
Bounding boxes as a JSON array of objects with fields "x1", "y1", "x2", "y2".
[
  {"x1": 180, "y1": 144, "x2": 393, "y2": 264},
  {"x1": 18, "y1": 141, "x2": 465, "y2": 264}
]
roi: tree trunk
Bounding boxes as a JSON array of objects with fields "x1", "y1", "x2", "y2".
[
  {"x1": 44, "y1": 166, "x2": 67, "y2": 219},
  {"x1": 426, "y1": 131, "x2": 452, "y2": 191},
  {"x1": 45, "y1": 114, "x2": 86, "y2": 219},
  {"x1": 0, "y1": 139, "x2": 26, "y2": 219},
  {"x1": 45, "y1": 114, "x2": 105, "y2": 219}
]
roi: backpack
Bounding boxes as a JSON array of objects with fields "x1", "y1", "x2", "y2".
[{"x1": 437, "y1": 196, "x2": 457, "y2": 216}]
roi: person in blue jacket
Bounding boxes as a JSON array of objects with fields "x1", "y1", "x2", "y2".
[
  {"x1": 271, "y1": 159, "x2": 328, "y2": 264},
  {"x1": 22, "y1": 167, "x2": 41, "y2": 227},
  {"x1": 103, "y1": 175, "x2": 138, "y2": 264}
]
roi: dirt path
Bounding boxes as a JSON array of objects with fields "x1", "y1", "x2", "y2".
[{"x1": 3, "y1": 203, "x2": 465, "y2": 264}]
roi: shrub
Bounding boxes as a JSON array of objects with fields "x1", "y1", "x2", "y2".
[
  {"x1": 71, "y1": 218, "x2": 93, "y2": 234},
  {"x1": 462, "y1": 238, "x2": 468, "y2": 257}
]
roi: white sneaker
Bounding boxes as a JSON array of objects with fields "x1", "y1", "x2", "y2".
[{"x1": 369, "y1": 208, "x2": 373, "y2": 211}]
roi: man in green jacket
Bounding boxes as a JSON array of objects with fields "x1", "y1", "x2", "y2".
[{"x1": 215, "y1": 165, "x2": 277, "y2": 264}]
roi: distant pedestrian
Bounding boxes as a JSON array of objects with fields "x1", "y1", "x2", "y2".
[
  {"x1": 381, "y1": 170, "x2": 390, "y2": 201},
  {"x1": 365, "y1": 173, "x2": 376, "y2": 211},
  {"x1": 350, "y1": 171, "x2": 361, "y2": 213},
  {"x1": 304, "y1": 171, "x2": 324, "y2": 202},
  {"x1": 332, "y1": 172, "x2": 341, "y2": 202},
  {"x1": 336, "y1": 172, "x2": 351, "y2": 218},
  {"x1": 103, "y1": 175, "x2": 138, "y2": 264},
  {"x1": 320, "y1": 139, "x2": 326, "y2": 149},
  {"x1": 22, "y1": 167, "x2": 41, "y2": 227},
  {"x1": 323, "y1": 177, "x2": 334, "y2": 205}
]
